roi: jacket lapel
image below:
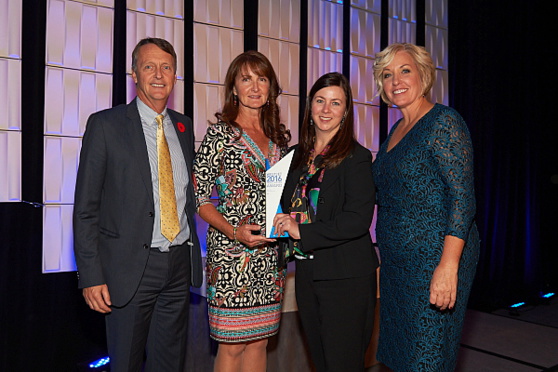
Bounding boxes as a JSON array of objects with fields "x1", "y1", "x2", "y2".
[
  {"x1": 168, "y1": 110, "x2": 193, "y2": 173},
  {"x1": 125, "y1": 100, "x2": 154, "y2": 206},
  {"x1": 318, "y1": 162, "x2": 343, "y2": 193}
]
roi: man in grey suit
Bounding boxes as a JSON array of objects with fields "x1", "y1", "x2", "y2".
[{"x1": 73, "y1": 37, "x2": 202, "y2": 372}]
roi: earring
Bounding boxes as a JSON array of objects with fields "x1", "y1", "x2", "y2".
[
  {"x1": 233, "y1": 94, "x2": 238, "y2": 106},
  {"x1": 340, "y1": 117, "x2": 345, "y2": 128},
  {"x1": 309, "y1": 118, "x2": 314, "y2": 126}
]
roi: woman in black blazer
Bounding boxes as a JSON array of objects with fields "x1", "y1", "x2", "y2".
[{"x1": 273, "y1": 72, "x2": 378, "y2": 372}]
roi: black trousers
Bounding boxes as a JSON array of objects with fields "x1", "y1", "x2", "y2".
[
  {"x1": 105, "y1": 242, "x2": 191, "y2": 372},
  {"x1": 295, "y1": 261, "x2": 377, "y2": 372}
]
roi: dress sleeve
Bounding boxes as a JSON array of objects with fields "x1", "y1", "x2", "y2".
[
  {"x1": 430, "y1": 108, "x2": 476, "y2": 240},
  {"x1": 193, "y1": 124, "x2": 224, "y2": 210}
]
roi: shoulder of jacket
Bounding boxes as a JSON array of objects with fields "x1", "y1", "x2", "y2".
[
  {"x1": 349, "y1": 141, "x2": 372, "y2": 159},
  {"x1": 168, "y1": 108, "x2": 191, "y2": 121}
]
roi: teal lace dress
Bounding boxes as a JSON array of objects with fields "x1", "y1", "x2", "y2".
[{"x1": 372, "y1": 104, "x2": 480, "y2": 371}]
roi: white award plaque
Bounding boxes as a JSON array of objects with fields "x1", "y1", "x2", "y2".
[{"x1": 265, "y1": 150, "x2": 295, "y2": 238}]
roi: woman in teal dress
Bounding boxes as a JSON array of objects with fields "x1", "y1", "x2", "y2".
[{"x1": 372, "y1": 43, "x2": 480, "y2": 371}]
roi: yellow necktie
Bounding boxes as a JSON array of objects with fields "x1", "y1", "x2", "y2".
[{"x1": 156, "y1": 114, "x2": 180, "y2": 242}]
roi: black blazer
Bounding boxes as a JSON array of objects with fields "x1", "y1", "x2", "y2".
[
  {"x1": 73, "y1": 99, "x2": 203, "y2": 307},
  {"x1": 281, "y1": 142, "x2": 379, "y2": 280}
]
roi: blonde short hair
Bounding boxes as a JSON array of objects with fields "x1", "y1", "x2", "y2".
[{"x1": 373, "y1": 43, "x2": 436, "y2": 105}]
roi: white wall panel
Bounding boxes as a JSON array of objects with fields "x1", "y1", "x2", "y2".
[
  {"x1": 45, "y1": 67, "x2": 112, "y2": 137},
  {"x1": 388, "y1": 17, "x2": 416, "y2": 45},
  {"x1": 0, "y1": 0, "x2": 22, "y2": 202},
  {"x1": 0, "y1": 0, "x2": 22, "y2": 58},
  {"x1": 426, "y1": 25, "x2": 448, "y2": 70},
  {"x1": 44, "y1": 136, "x2": 81, "y2": 204},
  {"x1": 72, "y1": 0, "x2": 113, "y2": 6},
  {"x1": 193, "y1": 83, "x2": 224, "y2": 146},
  {"x1": 426, "y1": 0, "x2": 448, "y2": 104},
  {"x1": 258, "y1": 37, "x2": 299, "y2": 95},
  {"x1": 354, "y1": 103, "x2": 379, "y2": 151},
  {"x1": 0, "y1": 59, "x2": 22, "y2": 130},
  {"x1": 126, "y1": 11, "x2": 185, "y2": 77},
  {"x1": 46, "y1": 0, "x2": 113, "y2": 72},
  {"x1": 426, "y1": 0, "x2": 448, "y2": 27},
  {"x1": 128, "y1": 0, "x2": 184, "y2": 18},
  {"x1": 308, "y1": 0, "x2": 343, "y2": 52},
  {"x1": 277, "y1": 94, "x2": 299, "y2": 144},
  {"x1": 43, "y1": 205, "x2": 77, "y2": 273},
  {"x1": 307, "y1": 48, "x2": 343, "y2": 90},
  {"x1": 350, "y1": 55, "x2": 377, "y2": 105},
  {"x1": 351, "y1": 0, "x2": 381, "y2": 13},
  {"x1": 389, "y1": 0, "x2": 416, "y2": 23},
  {"x1": 0, "y1": 131, "x2": 21, "y2": 202},
  {"x1": 194, "y1": 0, "x2": 243, "y2": 29},
  {"x1": 44, "y1": 0, "x2": 114, "y2": 272},
  {"x1": 193, "y1": 23, "x2": 244, "y2": 85},
  {"x1": 350, "y1": 7, "x2": 380, "y2": 58},
  {"x1": 431, "y1": 69, "x2": 448, "y2": 106},
  {"x1": 259, "y1": 0, "x2": 300, "y2": 43}
]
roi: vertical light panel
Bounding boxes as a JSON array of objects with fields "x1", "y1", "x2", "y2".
[
  {"x1": 0, "y1": 130, "x2": 22, "y2": 202},
  {"x1": 426, "y1": 0, "x2": 448, "y2": 105},
  {"x1": 43, "y1": 0, "x2": 114, "y2": 273},
  {"x1": 386, "y1": 0, "x2": 415, "y2": 135},
  {"x1": 126, "y1": 6, "x2": 185, "y2": 113},
  {"x1": 0, "y1": 0, "x2": 22, "y2": 202},
  {"x1": 388, "y1": 0, "x2": 416, "y2": 45},
  {"x1": 192, "y1": 23, "x2": 243, "y2": 142},
  {"x1": 259, "y1": 0, "x2": 301, "y2": 143},
  {"x1": 349, "y1": 1, "x2": 383, "y2": 251},
  {"x1": 194, "y1": 0, "x2": 243, "y2": 29},
  {"x1": 354, "y1": 103, "x2": 380, "y2": 151},
  {"x1": 127, "y1": 0, "x2": 184, "y2": 18},
  {"x1": 349, "y1": 1, "x2": 381, "y2": 153},
  {"x1": 193, "y1": 0, "x2": 244, "y2": 147},
  {"x1": 192, "y1": 0, "x2": 244, "y2": 296},
  {"x1": 307, "y1": 0, "x2": 344, "y2": 90}
]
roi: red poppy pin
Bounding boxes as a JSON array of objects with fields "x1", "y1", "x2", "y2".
[{"x1": 177, "y1": 122, "x2": 185, "y2": 132}]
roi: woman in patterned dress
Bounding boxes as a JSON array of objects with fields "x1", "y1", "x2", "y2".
[
  {"x1": 193, "y1": 51, "x2": 290, "y2": 372},
  {"x1": 372, "y1": 43, "x2": 480, "y2": 371}
]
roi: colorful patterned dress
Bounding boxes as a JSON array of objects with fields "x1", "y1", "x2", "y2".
[
  {"x1": 193, "y1": 122, "x2": 286, "y2": 343},
  {"x1": 372, "y1": 104, "x2": 480, "y2": 371}
]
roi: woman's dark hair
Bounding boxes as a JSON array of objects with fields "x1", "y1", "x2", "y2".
[
  {"x1": 215, "y1": 51, "x2": 290, "y2": 148},
  {"x1": 293, "y1": 72, "x2": 355, "y2": 169}
]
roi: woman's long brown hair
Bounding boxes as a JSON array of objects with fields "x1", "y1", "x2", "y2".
[
  {"x1": 292, "y1": 72, "x2": 355, "y2": 170},
  {"x1": 214, "y1": 51, "x2": 290, "y2": 148}
]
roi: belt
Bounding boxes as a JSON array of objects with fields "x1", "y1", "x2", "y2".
[{"x1": 151, "y1": 238, "x2": 192, "y2": 251}]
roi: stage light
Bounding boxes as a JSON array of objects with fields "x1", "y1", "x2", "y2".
[
  {"x1": 89, "y1": 357, "x2": 110, "y2": 369},
  {"x1": 539, "y1": 292, "x2": 555, "y2": 305},
  {"x1": 508, "y1": 301, "x2": 527, "y2": 316}
]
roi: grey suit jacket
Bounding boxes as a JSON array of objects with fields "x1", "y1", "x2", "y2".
[{"x1": 73, "y1": 99, "x2": 202, "y2": 307}]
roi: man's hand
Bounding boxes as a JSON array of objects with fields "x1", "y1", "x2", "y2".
[{"x1": 83, "y1": 284, "x2": 112, "y2": 313}]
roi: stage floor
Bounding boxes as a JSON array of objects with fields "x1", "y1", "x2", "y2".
[{"x1": 368, "y1": 300, "x2": 558, "y2": 372}]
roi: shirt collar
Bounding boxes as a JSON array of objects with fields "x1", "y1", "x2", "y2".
[{"x1": 136, "y1": 97, "x2": 168, "y2": 125}]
